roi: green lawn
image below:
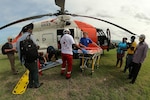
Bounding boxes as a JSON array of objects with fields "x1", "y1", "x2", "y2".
[{"x1": 0, "y1": 49, "x2": 150, "y2": 100}]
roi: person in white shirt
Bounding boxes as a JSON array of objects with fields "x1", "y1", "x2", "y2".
[{"x1": 60, "y1": 29, "x2": 80, "y2": 79}]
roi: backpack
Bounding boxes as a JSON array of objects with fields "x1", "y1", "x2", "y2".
[
  {"x1": 20, "y1": 35, "x2": 38, "y2": 63},
  {"x1": 1, "y1": 43, "x2": 11, "y2": 55},
  {"x1": 1, "y1": 43, "x2": 7, "y2": 55}
]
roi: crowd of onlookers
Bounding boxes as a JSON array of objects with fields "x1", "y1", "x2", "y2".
[{"x1": 115, "y1": 35, "x2": 148, "y2": 84}]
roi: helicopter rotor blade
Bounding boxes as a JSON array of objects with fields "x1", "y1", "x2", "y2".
[
  {"x1": 0, "y1": 13, "x2": 54, "y2": 30},
  {"x1": 55, "y1": 0, "x2": 65, "y2": 13},
  {"x1": 69, "y1": 13, "x2": 137, "y2": 35}
]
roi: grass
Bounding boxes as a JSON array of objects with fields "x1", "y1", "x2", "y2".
[{"x1": 0, "y1": 49, "x2": 150, "y2": 100}]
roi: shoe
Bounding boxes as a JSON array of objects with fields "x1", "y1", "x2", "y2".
[
  {"x1": 66, "y1": 76, "x2": 71, "y2": 79},
  {"x1": 123, "y1": 70, "x2": 126, "y2": 73},
  {"x1": 121, "y1": 70, "x2": 125, "y2": 73},
  {"x1": 60, "y1": 72, "x2": 64, "y2": 76},
  {"x1": 13, "y1": 71, "x2": 19, "y2": 75},
  {"x1": 127, "y1": 76, "x2": 132, "y2": 79},
  {"x1": 35, "y1": 83, "x2": 43, "y2": 88},
  {"x1": 129, "y1": 81, "x2": 134, "y2": 84},
  {"x1": 66, "y1": 74, "x2": 71, "y2": 79},
  {"x1": 60, "y1": 70, "x2": 65, "y2": 76},
  {"x1": 27, "y1": 84, "x2": 33, "y2": 88}
]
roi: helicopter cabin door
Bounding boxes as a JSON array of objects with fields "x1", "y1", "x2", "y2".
[{"x1": 42, "y1": 33, "x2": 57, "y2": 48}]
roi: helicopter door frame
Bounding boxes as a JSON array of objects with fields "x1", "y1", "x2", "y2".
[
  {"x1": 106, "y1": 28, "x2": 111, "y2": 51},
  {"x1": 97, "y1": 29, "x2": 109, "y2": 50}
]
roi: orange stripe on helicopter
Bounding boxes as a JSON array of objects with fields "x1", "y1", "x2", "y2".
[
  {"x1": 12, "y1": 32, "x2": 22, "y2": 44},
  {"x1": 12, "y1": 20, "x2": 98, "y2": 47},
  {"x1": 12, "y1": 19, "x2": 57, "y2": 44},
  {"x1": 74, "y1": 20, "x2": 97, "y2": 47}
]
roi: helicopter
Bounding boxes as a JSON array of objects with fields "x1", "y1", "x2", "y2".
[{"x1": 0, "y1": 0, "x2": 136, "y2": 53}]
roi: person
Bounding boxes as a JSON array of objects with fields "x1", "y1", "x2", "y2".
[
  {"x1": 16, "y1": 23, "x2": 43, "y2": 88},
  {"x1": 46, "y1": 46, "x2": 58, "y2": 62},
  {"x1": 79, "y1": 31, "x2": 100, "y2": 66},
  {"x1": 38, "y1": 52, "x2": 47, "y2": 67},
  {"x1": 4, "y1": 37, "x2": 18, "y2": 75},
  {"x1": 60, "y1": 28, "x2": 81, "y2": 79},
  {"x1": 123, "y1": 36, "x2": 137, "y2": 73},
  {"x1": 128, "y1": 34, "x2": 148, "y2": 84},
  {"x1": 115, "y1": 37, "x2": 127, "y2": 68},
  {"x1": 79, "y1": 31, "x2": 99, "y2": 48}
]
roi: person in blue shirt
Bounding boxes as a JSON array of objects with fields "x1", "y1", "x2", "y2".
[
  {"x1": 79, "y1": 31, "x2": 100, "y2": 66},
  {"x1": 115, "y1": 37, "x2": 127, "y2": 68},
  {"x1": 79, "y1": 32, "x2": 99, "y2": 48}
]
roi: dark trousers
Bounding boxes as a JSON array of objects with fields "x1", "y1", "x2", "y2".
[
  {"x1": 24, "y1": 61, "x2": 39, "y2": 87},
  {"x1": 129, "y1": 62, "x2": 141, "y2": 83},
  {"x1": 124, "y1": 54, "x2": 133, "y2": 73}
]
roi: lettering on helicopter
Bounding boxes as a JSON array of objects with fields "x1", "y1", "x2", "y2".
[{"x1": 41, "y1": 21, "x2": 51, "y2": 27}]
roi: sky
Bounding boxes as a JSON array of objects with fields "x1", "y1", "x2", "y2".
[{"x1": 0, "y1": 0, "x2": 150, "y2": 46}]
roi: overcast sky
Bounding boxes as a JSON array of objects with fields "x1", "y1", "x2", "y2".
[{"x1": 0, "y1": 0, "x2": 150, "y2": 46}]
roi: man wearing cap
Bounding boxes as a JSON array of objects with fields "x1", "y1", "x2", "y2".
[
  {"x1": 16, "y1": 23, "x2": 43, "y2": 88},
  {"x1": 4, "y1": 37, "x2": 18, "y2": 75},
  {"x1": 123, "y1": 36, "x2": 137, "y2": 73},
  {"x1": 60, "y1": 29, "x2": 81, "y2": 79},
  {"x1": 128, "y1": 34, "x2": 148, "y2": 84}
]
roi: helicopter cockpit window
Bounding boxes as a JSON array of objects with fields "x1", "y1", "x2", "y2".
[
  {"x1": 57, "y1": 29, "x2": 74, "y2": 37},
  {"x1": 97, "y1": 29, "x2": 106, "y2": 36}
]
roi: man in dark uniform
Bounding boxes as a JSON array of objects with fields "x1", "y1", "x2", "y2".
[{"x1": 16, "y1": 23, "x2": 43, "y2": 88}]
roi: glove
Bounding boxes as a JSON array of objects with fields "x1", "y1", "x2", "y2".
[{"x1": 81, "y1": 48, "x2": 88, "y2": 54}]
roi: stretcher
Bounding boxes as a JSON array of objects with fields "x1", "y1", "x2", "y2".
[
  {"x1": 12, "y1": 70, "x2": 29, "y2": 94},
  {"x1": 77, "y1": 47, "x2": 103, "y2": 74},
  {"x1": 39, "y1": 59, "x2": 62, "y2": 72},
  {"x1": 38, "y1": 59, "x2": 62, "y2": 75}
]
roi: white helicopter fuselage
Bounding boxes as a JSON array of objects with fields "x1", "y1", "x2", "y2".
[{"x1": 32, "y1": 15, "x2": 92, "y2": 53}]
